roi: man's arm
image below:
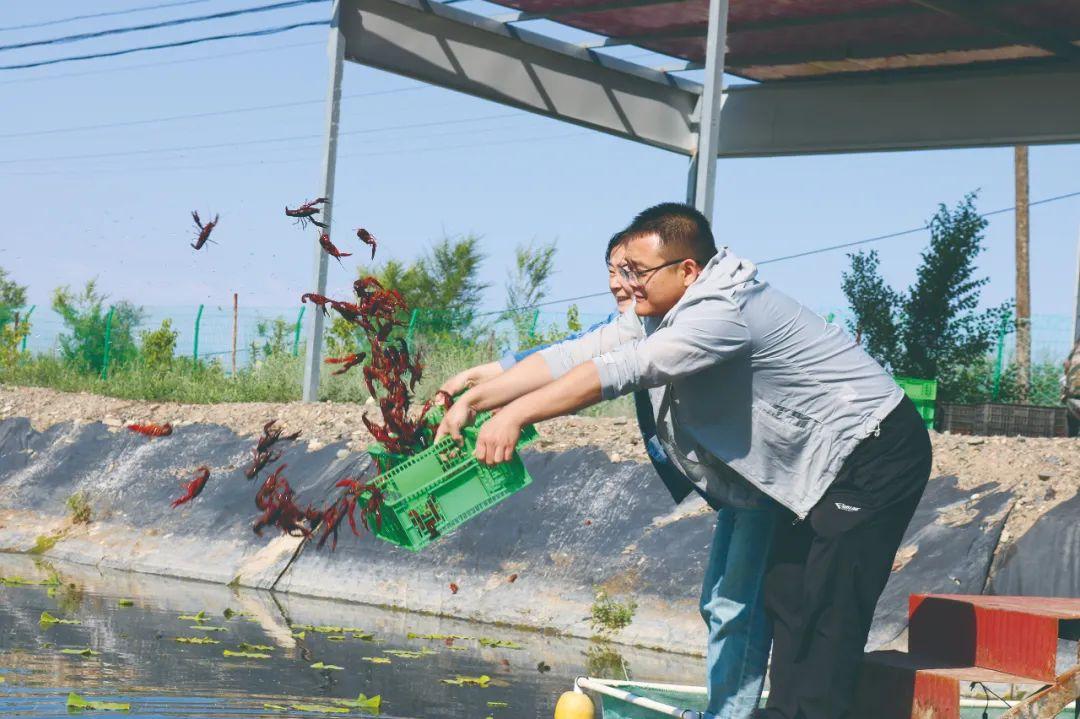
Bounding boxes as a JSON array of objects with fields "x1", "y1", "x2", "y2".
[
  {"x1": 439, "y1": 360, "x2": 504, "y2": 397},
  {"x1": 472, "y1": 295, "x2": 751, "y2": 464}
]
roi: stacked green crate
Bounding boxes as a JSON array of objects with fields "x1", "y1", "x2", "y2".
[
  {"x1": 363, "y1": 407, "x2": 538, "y2": 552},
  {"x1": 895, "y1": 376, "x2": 937, "y2": 430}
]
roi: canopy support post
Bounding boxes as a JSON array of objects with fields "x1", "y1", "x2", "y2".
[
  {"x1": 686, "y1": 0, "x2": 729, "y2": 219},
  {"x1": 303, "y1": 0, "x2": 346, "y2": 402}
]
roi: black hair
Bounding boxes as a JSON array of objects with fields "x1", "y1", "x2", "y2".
[
  {"x1": 604, "y1": 230, "x2": 625, "y2": 263},
  {"x1": 623, "y1": 202, "x2": 717, "y2": 265}
]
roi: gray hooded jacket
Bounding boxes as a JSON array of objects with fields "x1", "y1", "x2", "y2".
[{"x1": 538, "y1": 248, "x2": 905, "y2": 518}]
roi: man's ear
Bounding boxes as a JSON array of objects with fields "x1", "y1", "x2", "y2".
[{"x1": 681, "y1": 259, "x2": 702, "y2": 287}]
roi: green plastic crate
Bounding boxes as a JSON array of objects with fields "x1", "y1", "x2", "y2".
[
  {"x1": 362, "y1": 408, "x2": 538, "y2": 552},
  {"x1": 895, "y1": 376, "x2": 937, "y2": 430}
]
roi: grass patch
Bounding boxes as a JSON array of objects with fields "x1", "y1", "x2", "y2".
[
  {"x1": 29, "y1": 532, "x2": 62, "y2": 555},
  {"x1": 66, "y1": 492, "x2": 91, "y2": 524},
  {"x1": 589, "y1": 587, "x2": 637, "y2": 636}
]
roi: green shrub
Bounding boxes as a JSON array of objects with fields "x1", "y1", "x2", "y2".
[
  {"x1": 589, "y1": 588, "x2": 637, "y2": 636},
  {"x1": 52, "y1": 280, "x2": 144, "y2": 374},
  {"x1": 139, "y1": 319, "x2": 177, "y2": 369},
  {"x1": 66, "y1": 492, "x2": 91, "y2": 524},
  {"x1": 0, "y1": 311, "x2": 29, "y2": 369}
]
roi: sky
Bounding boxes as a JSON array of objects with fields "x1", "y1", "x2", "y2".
[{"x1": 2, "y1": 1, "x2": 1079, "y2": 350}]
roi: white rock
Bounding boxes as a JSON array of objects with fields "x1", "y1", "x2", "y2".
[{"x1": 336, "y1": 449, "x2": 350, "y2": 460}]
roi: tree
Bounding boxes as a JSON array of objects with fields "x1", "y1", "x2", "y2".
[
  {"x1": 0, "y1": 266, "x2": 27, "y2": 311},
  {"x1": 841, "y1": 193, "x2": 1012, "y2": 400},
  {"x1": 505, "y1": 240, "x2": 557, "y2": 349},
  {"x1": 361, "y1": 234, "x2": 489, "y2": 335},
  {"x1": 52, "y1": 280, "x2": 145, "y2": 374}
]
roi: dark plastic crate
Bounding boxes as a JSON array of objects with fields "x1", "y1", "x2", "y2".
[{"x1": 937, "y1": 402, "x2": 1068, "y2": 438}]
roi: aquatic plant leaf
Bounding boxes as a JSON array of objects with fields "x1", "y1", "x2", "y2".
[
  {"x1": 361, "y1": 657, "x2": 390, "y2": 665},
  {"x1": 325, "y1": 635, "x2": 346, "y2": 641},
  {"x1": 191, "y1": 626, "x2": 226, "y2": 632},
  {"x1": 60, "y1": 647, "x2": 99, "y2": 656},
  {"x1": 223, "y1": 650, "x2": 270, "y2": 659},
  {"x1": 331, "y1": 693, "x2": 381, "y2": 711},
  {"x1": 117, "y1": 600, "x2": 134, "y2": 607},
  {"x1": 477, "y1": 638, "x2": 523, "y2": 650},
  {"x1": 291, "y1": 624, "x2": 315, "y2": 631},
  {"x1": 178, "y1": 611, "x2": 207, "y2": 622},
  {"x1": 440, "y1": 675, "x2": 491, "y2": 687},
  {"x1": 39, "y1": 611, "x2": 79, "y2": 626},
  {"x1": 487, "y1": 701, "x2": 509, "y2": 708},
  {"x1": 66, "y1": 692, "x2": 130, "y2": 711},
  {"x1": 351, "y1": 632, "x2": 374, "y2": 641},
  {"x1": 263, "y1": 704, "x2": 287, "y2": 711},
  {"x1": 292, "y1": 631, "x2": 307, "y2": 640},
  {"x1": 0, "y1": 675, "x2": 5, "y2": 683},
  {"x1": 237, "y1": 643, "x2": 273, "y2": 652},
  {"x1": 174, "y1": 637, "x2": 219, "y2": 645},
  {"x1": 290, "y1": 704, "x2": 349, "y2": 714},
  {"x1": 312, "y1": 625, "x2": 344, "y2": 634},
  {"x1": 382, "y1": 649, "x2": 424, "y2": 659},
  {"x1": 309, "y1": 662, "x2": 344, "y2": 671},
  {"x1": 407, "y1": 632, "x2": 468, "y2": 641}
]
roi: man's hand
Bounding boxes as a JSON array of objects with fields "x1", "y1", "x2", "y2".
[
  {"x1": 473, "y1": 410, "x2": 524, "y2": 466},
  {"x1": 438, "y1": 361, "x2": 504, "y2": 398},
  {"x1": 434, "y1": 399, "x2": 477, "y2": 444}
]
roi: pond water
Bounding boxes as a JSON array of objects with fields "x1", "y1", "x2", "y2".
[{"x1": 0, "y1": 554, "x2": 701, "y2": 718}]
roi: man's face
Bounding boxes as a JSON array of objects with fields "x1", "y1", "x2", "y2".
[
  {"x1": 621, "y1": 233, "x2": 701, "y2": 317},
  {"x1": 606, "y1": 245, "x2": 634, "y2": 313}
]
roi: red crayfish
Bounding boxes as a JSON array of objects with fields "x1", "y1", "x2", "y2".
[
  {"x1": 324, "y1": 352, "x2": 365, "y2": 376},
  {"x1": 245, "y1": 420, "x2": 301, "y2": 479},
  {"x1": 301, "y1": 293, "x2": 333, "y2": 316},
  {"x1": 172, "y1": 466, "x2": 210, "y2": 508},
  {"x1": 284, "y1": 197, "x2": 328, "y2": 229},
  {"x1": 127, "y1": 422, "x2": 172, "y2": 437},
  {"x1": 356, "y1": 228, "x2": 377, "y2": 259},
  {"x1": 190, "y1": 211, "x2": 219, "y2": 250},
  {"x1": 253, "y1": 464, "x2": 323, "y2": 538},
  {"x1": 318, "y1": 233, "x2": 352, "y2": 266}
]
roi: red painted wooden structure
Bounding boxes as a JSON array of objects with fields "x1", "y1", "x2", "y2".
[{"x1": 853, "y1": 594, "x2": 1080, "y2": 719}]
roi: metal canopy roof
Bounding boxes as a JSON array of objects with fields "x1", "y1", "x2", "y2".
[
  {"x1": 481, "y1": 0, "x2": 1080, "y2": 81},
  {"x1": 299, "y1": 0, "x2": 1080, "y2": 399}
]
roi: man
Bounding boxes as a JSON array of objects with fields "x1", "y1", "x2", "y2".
[
  {"x1": 440, "y1": 232, "x2": 777, "y2": 719},
  {"x1": 437, "y1": 202, "x2": 931, "y2": 719},
  {"x1": 1064, "y1": 336, "x2": 1080, "y2": 437}
]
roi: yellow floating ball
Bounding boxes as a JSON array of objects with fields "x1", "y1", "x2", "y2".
[{"x1": 553, "y1": 690, "x2": 595, "y2": 719}]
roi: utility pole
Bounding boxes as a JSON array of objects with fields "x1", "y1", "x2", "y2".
[{"x1": 1014, "y1": 145, "x2": 1031, "y2": 402}]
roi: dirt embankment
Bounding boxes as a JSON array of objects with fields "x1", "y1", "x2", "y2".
[{"x1": 1, "y1": 385, "x2": 1076, "y2": 547}]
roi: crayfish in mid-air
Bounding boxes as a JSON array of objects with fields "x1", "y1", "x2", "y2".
[
  {"x1": 324, "y1": 352, "x2": 366, "y2": 376},
  {"x1": 318, "y1": 233, "x2": 352, "y2": 266},
  {"x1": 190, "y1": 211, "x2": 219, "y2": 250},
  {"x1": 356, "y1": 228, "x2": 377, "y2": 259},
  {"x1": 253, "y1": 464, "x2": 324, "y2": 538},
  {"x1": 245, "y1": 420, "x2": 301, "y2": 479},
  {"x1": 172, "y1": 466, "x2": 210, "y2": 508},
  {"x1": 284, "y1": 197, "x2": 328, "y2": 229}
]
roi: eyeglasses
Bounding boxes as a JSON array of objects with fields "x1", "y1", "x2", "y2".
[{"x1": 617, "y1": 258, "x2": 688, "y2": 286}]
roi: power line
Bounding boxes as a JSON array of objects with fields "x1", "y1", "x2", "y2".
[
  {"x1": 0, "y1": 19, "x2": 330, "y2": 71},
  {"x1": 0, "y1": 40, "x2": 322, "y2": 86},
  {"x1": 0, "y1": 112, "x2": 523, "y2": 165},
  {"x1": 758, "y1": 189, "x2": 1080, "y2": 264},
  {"x1": 0, "y1": 0, "x2": 327, "y2": 53},
  {"x1": 0, "y1": 0, "x2": 215, "y2": 33},
  {"x1": 0, "y1": 85, "x2": 430, "y2": 140}
]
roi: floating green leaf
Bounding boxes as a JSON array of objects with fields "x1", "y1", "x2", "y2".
[
  {"x1": 117, "y1": 599, "x2": 134, "y2": 608},
  {"x1": 223, "y1": 649, "x2": 270, "y2": 659},
  {"x1": 290, "y1": 704, "x2": 348, "y2": 714},
  {"x1": 407, "y1": 632, "x2": 468, "y2": 641},
  {"x1": 312, "y1": 625, "x2": 343, "y2": 634},
  {"x1": 382, "y1": 650, "x2": 424, "y2": 659},
  {"x1": 291, "y1": 624, "x2": 315, "y2": 631},
  {"x1": 309, "y1": 662, "x2": 344, "y2": 671},
  {"x1": 65, "y1": 692, "x2": 130, "y2": 712},
  {"x1": 174, "y1": 637, "x2": 219, "y2": 645},
  {"x1": 350, "y1": 632, "x2": 374, "y2": 641},
  {"x1": 237, "y1": 643, "x2": 272, "y2": 652},
  {"x1": 178, "y1": 611, "x2": 207, "y2": 622},
  {"x1": 441, "y1": 675, "x2": 491, "y2": 687},
  {"x1": 190, "y1": 625, "x2": 226, "y2": 632},
  {"x1": 0, "y1": 675, "x2": 5, "y2": 683},
  {"x1": 487, "y1": 701, "x2": 509, "y2": 708},
  {"x1": 39, "y1": 611, "x2": 79, "y2": 626},
  {"x1": 263, "y1": 704, "x2": 287, "y2": 711},
  {"x1": 477, "y1": 638, "x2": 524, "y2": 650},
  {"x1": 60, "y1": 647, "x2": 99, "y2": 656},
  {"x1": 292, "y1": 631, "x2": 307, "y2": 640},
  {"x1": 332, "y1": 693, "x2": 381, "y2": 711},
  {"x1": 361, "y1": 657, "x2": 390, "y2": 665},
  {"x1": 325, "y1": 635, "x2": 346, "y2": 641}
]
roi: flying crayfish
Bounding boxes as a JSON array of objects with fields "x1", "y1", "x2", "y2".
[
  {"x1": 127, "y1": 422, "x2": 173, "y2": 437},
  {"x1": 356, "y1": 228, "x2": 377, "y2": 259},
  {"x1": 245, "y1": 420, "x2": 301, "y2": 479},
  {"x1": 190, "y1": 211, "x2": 219, "y2": 250},
  {"x1": 324, "y1": 352, "x2": 366, "y2": 376},
  {"x1": 284, "y1": 197, "x2": 328, "y2": 229},
  {"x1": 318, "y1": 233, "x2": 352, "y2": 266}
]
